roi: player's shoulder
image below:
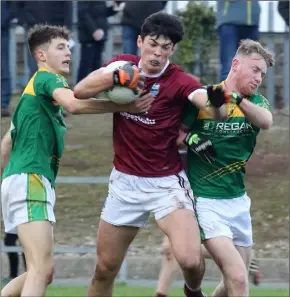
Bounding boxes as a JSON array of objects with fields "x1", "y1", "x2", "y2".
[
  {"x1": 36, "y1": 70, "x2": 68, "y2": 86},
  {"x1": 249, "y1": 92, "x2": 271, "y2": 110},
  {"x1": 34, "y1": 70, "x2": 57, "y2": 86},
  {"x1": 249, "y1": 92, "x2": 269, "y2": 103},
  {"x1": 104, "y1": 54, "x2": 140, "y2": 67},
  {"x1": 168, "y1": 64, "x2": 201, "y2": 85},
  {"x1": 35, "y1": 69, "x2": 57, "y2": 80}
]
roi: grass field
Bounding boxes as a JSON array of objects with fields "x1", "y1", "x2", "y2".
[{"x1": 46, "y1": 284, "x2": 289, "y2": 297}]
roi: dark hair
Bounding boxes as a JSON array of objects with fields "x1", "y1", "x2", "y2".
[
  {"x1": 140, "y1": 12, "x2": 184, "y2": 45},
  {"x1": 28, "y1": 24, "x2": 70, "y2": 56}
]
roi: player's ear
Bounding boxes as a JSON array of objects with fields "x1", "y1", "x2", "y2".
[
  {"x1": 35, "y1": 47, "x2": 46, "y2": 63},
  {"x1": 232, "y1": 58, "x2": 239, "y2": 72},
  {"x1": 171, "y1": 44, "x2": 176, "y2": 55},
  {"x1": 137, "y1": 35, "x2": 142, "y2": 49}
]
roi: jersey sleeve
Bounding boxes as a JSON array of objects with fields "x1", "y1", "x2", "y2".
[
  {"x1": 42, "y1": 73, "x2": 70, "y2": 98},
  {"x1": 182, "y1": 100, "x2": 199, "y2": 129},
  {"x1": 178, "y1": 72, "x2": 203, "y2": 102},
  {"x1": 252, "y1": 94, "x2": 271, "y2": 111}
]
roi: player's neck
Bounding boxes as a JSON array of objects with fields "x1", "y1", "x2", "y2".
[
  {"x1": 224, "y1": 78, "x2": 250, "y2": 98},
  {"x1": 138, "y1": 60, "x2": 170, "y2": 78},
  {"x1": 37, "y1": 62, "x2": 67, "y2": 77},
  {"x1": 224, "y1": 77, "x2": 241, "y2": 95}
]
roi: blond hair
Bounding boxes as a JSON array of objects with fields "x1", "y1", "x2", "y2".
[{"x1": 235, "y1": 39, "x2": 275, "y2": 68}]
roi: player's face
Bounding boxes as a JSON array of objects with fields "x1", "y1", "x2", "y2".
[
  {"x1": 234, "y1": 54, "x2": 267, "y2": 96},
  {"x1": 44, "y1": 38, "x2": 71, "y2": 75},
  {"x1": 137, "y1": 35, "x2": 174, "y2": 74}
]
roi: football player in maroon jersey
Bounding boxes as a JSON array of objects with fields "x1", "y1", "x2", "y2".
[{"x1": 75, "y1": 12, "x2": 231, "y2": 297}]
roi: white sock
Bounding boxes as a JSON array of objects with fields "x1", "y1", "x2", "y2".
[{"x1": 185, "y1": 282, "x2": 201, "y2": 292}]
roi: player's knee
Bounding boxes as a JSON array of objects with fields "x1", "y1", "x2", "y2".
[
  {"x1": 94, "y1": 253, "x2": 121, "y2": 280},
  {"x1": 29, "y1": 258, "x2": 54, "y2": 285},
  {"x1": 45, "y1": 265, "x2": 54, "y2": 285},
  {"x1": 177, "y1": 253, "x2": 203, "y2": 272},
  {"x1": 38, "y1": 264, "x2": 54, "y2": 285},
  {"x1": 227, "y1": 270, "x2": 248, "y2": 292}
]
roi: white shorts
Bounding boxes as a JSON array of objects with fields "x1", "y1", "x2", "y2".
[
  {"x1": 1, "y1": 173, "x2": 56, "y2": 234},
  {"x1": 101, "y1": 168, "x2": 195, "y2": 227},
  {"x1": 195, "y1": 194, "x2": 252, "y2": 247}
]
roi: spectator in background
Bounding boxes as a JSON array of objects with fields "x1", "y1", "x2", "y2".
[
  {"x1": 278, "y1": 1, "x2": 289, "y2": 27},
  {"x1": 15, "y1": 1, "x2": 73, "y2": 78},
  {"x1": 120, "y1": 1, "x2": 167, "y2": 55},
  {"x1": 216, "y1": 0, "x2": 260, "y2": 81},
  {"x1": 1, "y1": 1, "x2": 16, "y2": 117},
  {"x1": 77, "y1": 1, "x2": 120, "y2": 82},
  {"x1": 3, "y1": 233, "x2": 26, "y2": 284}
]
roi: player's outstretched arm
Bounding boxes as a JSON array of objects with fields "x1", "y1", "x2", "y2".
[
  {"x1": 188, "y1": 87, "x2": 227, "y2": 120},
  {"x1": 74, "y1": 68, "x2": 114, "y2": 99},
  {"x1": 74, "y1": 63, "x2": 144, "y2": 99},
  {"x1": 53, "y1": 88, "x2": 154, "y2": 115},
  {"x1": 1, "y1": 129, "x2": 12, "y2": 169},
  {"x1": 236, "y1": 98, "x2": 273, "y2": 130}
]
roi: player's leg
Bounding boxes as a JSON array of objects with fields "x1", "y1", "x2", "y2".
[
  {"x1": 1, "y1": 222, "x2": 54, "y2": 297},
  {"x1": 88, "y1": 168, "x2": 147, "y2": 297},
  {"x1": 1, "y1": 174, "x2": 56, "y2": 297},
  {"x1": 204, "y1": 237, "x2": 248, "y2": 297},
  {"x1": 197, "y1": 194, "x2": 252, "y2": 297},
  {"x1": 77, "y1": 43, "x2": 94, "y2": 82},
  {"x1": 201, "y1": 244, "x2": 211, "y2": 259},
  {"x1": 210, "y1": 277, "x2": 227, "y2": 297},
  {"x1": 152, "y1": 171, "x2": 205, "y2": 297},
  {"x1": 210, "y1": 245, "x2": 252, "y2": 297},
  {"x1": 1, "y1": 273, "x2": 27, "y2": 297},
  {"x1": 249, "y1": 249, "x2": 262, "y2": 286},
  {"x1": 19, "y1": 221, "x2": 54, "y2": 297},
  {"x1": 88, "y1": 220, "x2": 139, "y2": 297},
  {"x1": 218, "y1": 24, "x2": 239, "y2": 81},
  {"x1": 155, "y1": 236, "x2": 180, "y2": 297},
  {"x1": 157, "y1": 209, "x2": 205, "y2": 297},
  {"x1": 122, "y1": 25, "x2": 138, "y2": 55},
  {"x1": 155, "y1": 239, "x2": 212, "y2": 297},
  {"x1": 154, "y1": 172, "x2": 205, "y2": 297},
  {"x1": 4, "y1": 233, "x2": 19, "y2": 279},
  {"x1": 92, "y1": 41, "x2": 106, "y2": 71}
]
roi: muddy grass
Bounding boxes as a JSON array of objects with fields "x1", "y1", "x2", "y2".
[{"x1": 1, "y1": 97, "x2": 289, "y2": 258}]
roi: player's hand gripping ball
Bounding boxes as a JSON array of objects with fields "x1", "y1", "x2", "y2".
[{"x1": 104, "y1": 61, "x2": 144, "y2": 104}]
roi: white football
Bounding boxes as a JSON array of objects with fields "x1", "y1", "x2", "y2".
[{"x1": 104, "y1": 60, "x2": 141, "y2": 104}]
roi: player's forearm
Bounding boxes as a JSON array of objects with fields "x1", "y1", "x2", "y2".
[
  {"x1": 74, "y1": 72, "x2": 114, "y2": 99},
  {"x1": 177, "y1": 130, "x2": 187, "y2": 147},
  {"x1": 189, "y1": 90, "x2": 227, "y2": 120},
  {"x1": 1, "y1": 131, "x2": 12, "y2": 169},
  {"x1": 72, "y1": 98, "x2": 130, "y2": 114},
  {"x1": 239, "y1": 99, "x2": 273, "y2": 129}
]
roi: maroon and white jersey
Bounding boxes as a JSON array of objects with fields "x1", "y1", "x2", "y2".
[{"x1": 104, "y1": 54, "x2": 201, "y2": 177}]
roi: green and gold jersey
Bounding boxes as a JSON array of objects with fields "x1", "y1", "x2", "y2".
[
  {"x1": 183, "y1": 86, "x2": 271, "y2": 199},
  {"x1": 3, "y1": 68, "x2": 69, "y2": 187}
]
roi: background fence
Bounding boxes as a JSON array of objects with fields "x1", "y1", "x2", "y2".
[{"x1": 7, "y1": 1, "x2": 289, "y2": 109}]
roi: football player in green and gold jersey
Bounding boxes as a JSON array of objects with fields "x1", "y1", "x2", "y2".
[
  {"x1": 155, "y1": 39, "x2": 274, "y2": 297},
  {"x1": 0, "y1": 24, "x2": 152, "y2": 297}
]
